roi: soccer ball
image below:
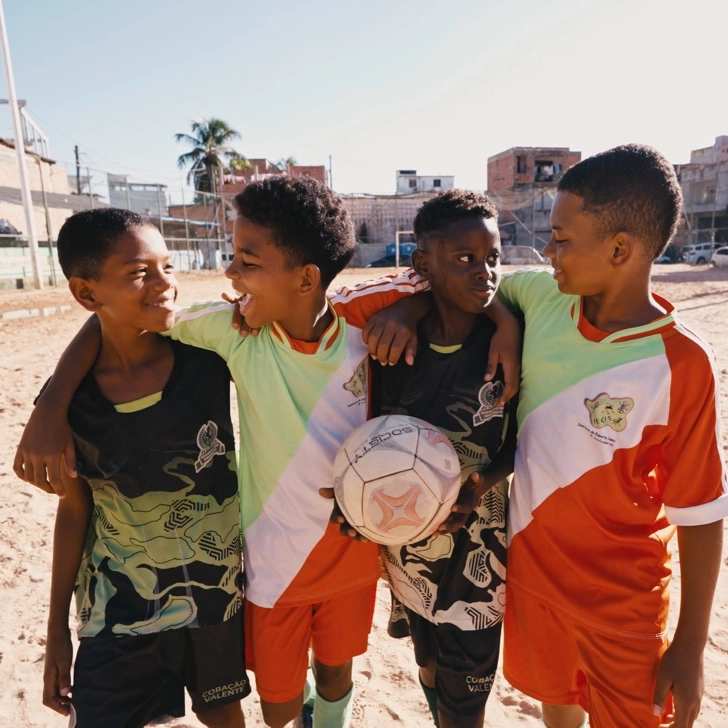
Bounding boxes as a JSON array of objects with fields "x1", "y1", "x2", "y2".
[{"x1": 333, "y1": 415, "x2": 461, "y2": 545}]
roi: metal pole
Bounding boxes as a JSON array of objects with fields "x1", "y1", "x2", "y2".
[
  {"x1": 0, "y1": 0, "x2": 42, "y2": 288},
  {"x1": 87, "y1": 167, "x2": 94, "y2": 208},
  {"x1": 180, "y1": 175, "x2": 192, "y2": 266},
  {"x1": 125, "y1": 175, "x2": 131, "y2": 210},
  {"x1": 75, "y1": 145, "x2": 81, "y2": 194},
  {"x1": 157, "y1": 184, "x2": 165, "y2": 237},
  {"x1": 35, "y1": 154, "x2": 57, "y2": 285}
]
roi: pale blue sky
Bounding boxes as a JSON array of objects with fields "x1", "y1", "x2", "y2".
[{"x1": 1, "y1": 0, "x2": 726, "y2": 201}]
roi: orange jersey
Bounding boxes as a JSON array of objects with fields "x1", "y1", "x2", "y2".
[{"x1": 498, "y1": 270, "x2": 728, "y2": 638}]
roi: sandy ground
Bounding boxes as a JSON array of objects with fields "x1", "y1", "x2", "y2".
[{"x1": 1, "y1": 264, "x2": 727, "y2": 727}]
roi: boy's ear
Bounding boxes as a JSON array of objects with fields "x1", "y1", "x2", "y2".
[
  {"x1": 611, "y1": 232, "x2": 634, "y2": 267},
  {"x1": 299, "y1": 263, "x2": 322, "y2": 294},
  {"x1": 412, "y1": 249, "x2": 430, "y2": 277},
  {"x1": 68, "y1": 277, "x2": 102, "y2": 312}
]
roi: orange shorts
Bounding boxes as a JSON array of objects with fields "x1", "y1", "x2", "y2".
[
  {"x1": 503, "y1": 586, "x2": 672, "y2": 728},
  {"x1": 245, "y1": 583, "x2": 376, "y2": 703}
]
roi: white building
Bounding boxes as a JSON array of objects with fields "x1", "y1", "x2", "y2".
[{"x1": 395, "y1": 169, "x2": 454, "y2": 195}]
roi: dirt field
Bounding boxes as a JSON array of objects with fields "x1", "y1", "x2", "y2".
[{"x1": 1, "y1": 264, "x2": 727, "y2": 726}]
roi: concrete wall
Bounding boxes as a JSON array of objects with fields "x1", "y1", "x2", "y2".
[{"x1": 0, "y1": 145, "x2": 70, "y2": 195}]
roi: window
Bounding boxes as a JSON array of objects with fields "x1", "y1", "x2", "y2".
[
  {"x1": 699, "y1": 184, "x2": 716, "y2": 204},
  {"x1": 433, "y1": 179, "x2": 441, "y2": 188},
  {"x1": 535, "y1": 160, "x2": 556, "y2": 182},
  {"x1": 516, "y1": 156, "x2": 527, "y2": 174},
  {"x1": 409, "y1": 178, "x2": 417, "y2": 189}
]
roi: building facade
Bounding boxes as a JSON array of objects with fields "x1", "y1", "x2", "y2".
[
  {"x1": 395, "y1": 170, "x2": 454, "y2": 195},
  {"x1": 107, "y1": 174, "x2": 169, "y2": 217},
  {"x1": 341, "y1": 192, "x2": 429, "y2": 266},
  {"x1": 486, "y1": 146, "x2": 581, "y2": 249},
  {"x1": 675, "y1": 136, "x2": 728, "y2": 245}
]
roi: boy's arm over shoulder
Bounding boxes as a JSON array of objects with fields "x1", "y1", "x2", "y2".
[
  {"x1": 44, "y1": 472, "x2": 92, "y2": 717},
  {"x1": 162, "y1": 300, "x2": 240, "y2": 358},
  {"x1": 329, "y1": 267, "x2": 429, "y2": 329}
]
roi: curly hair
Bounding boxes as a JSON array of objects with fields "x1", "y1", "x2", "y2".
[
  {"x1": 57, "y1": 208, "x2": 151, "y2": 280},
  {"x1": 234, "y1": 176, "x2": 355, "y2": 287},
  {"x1": 413, "y1": 189, "x2": 498, "y2": 244},
  {"x1": 558, "y1": 144, "x2": 683, "y2": 259}
]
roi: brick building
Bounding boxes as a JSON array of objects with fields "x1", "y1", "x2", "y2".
[
  {"x1": 487, "y1": 146, "x2": 581, "y2": 249},
  {"x1": 221, "y1": 159, "x2": 327, "y2": 197}
]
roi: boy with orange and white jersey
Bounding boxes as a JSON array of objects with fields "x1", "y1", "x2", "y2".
[{"x1": 497, "y1": 146, "x2": 728, "y2": 728}]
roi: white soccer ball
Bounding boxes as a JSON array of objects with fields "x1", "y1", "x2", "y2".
[{"x1": 333, "y1": 415, "x2": 462, "y2": 545}]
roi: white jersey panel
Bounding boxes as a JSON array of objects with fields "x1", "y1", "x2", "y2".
[
  {"x1": 243, "y1": 325, "x2": 369, "y2": 607},
  {"x1": 509, "y1": 354, "x2": 671, "y2": 541}
]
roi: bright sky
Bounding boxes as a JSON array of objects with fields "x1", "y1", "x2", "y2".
[{"x1": 1, "y1": 0, "x2": 726, "y2": 202}]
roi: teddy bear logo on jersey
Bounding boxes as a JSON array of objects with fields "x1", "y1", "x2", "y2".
[
  {"x1": 584, "y1": 393, "x2": 634, "y2": 432},
  {"x1": 343, "y1": 358, "x2": 367, "y2": 398}
]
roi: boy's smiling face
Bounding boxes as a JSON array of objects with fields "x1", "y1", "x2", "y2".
[
  {"x1": 415, "y1": 217, "x2": 501, "y2": 314},
  {"x1": 545, "y1": 191, "x2": 617, "y2": 296},
  {"x1": 78, "y1": 225, "x2": 178, "y2": 332},
  {"x1": 225, "y1": 215, "x2": 304, "y2": 330}
]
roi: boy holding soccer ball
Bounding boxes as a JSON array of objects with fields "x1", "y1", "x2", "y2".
[{"x1": 374, "y1": 190, "x2": 517, "y2": 728}]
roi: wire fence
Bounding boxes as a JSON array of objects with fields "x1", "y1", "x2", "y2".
[{"x1": 0, "y1": 230, "x2": 228, "y2": 290}]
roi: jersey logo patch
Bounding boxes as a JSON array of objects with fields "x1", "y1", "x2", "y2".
[
  {"x1": 584, "y1": 393, "x2": 634, "y2": 432},
  {"x1": 195, "y1": 420, "x2": 226, "y2": 472},
  {"x1": 343, "y1": 358, "x2": 367, "y2": 398},
  {"x1": 473, "y1": 381, "x2": 504, "y2": 426}
]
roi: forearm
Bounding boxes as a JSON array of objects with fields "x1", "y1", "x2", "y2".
[
  {"x1": 483, "y1": 296, "x2": 518, "y2": 329},
  {"x1": 672, "y1": 520, "x2": 724, "y2": 649},
  {"x1": 48, "y1": 480, "x2": 92, "y2": 632},
  {"x1": 38, "y1": 315, "x2": 101, "y2": 411},
  {"x1": 477, "y1": 409, "x2": 517, "y2": 494}
]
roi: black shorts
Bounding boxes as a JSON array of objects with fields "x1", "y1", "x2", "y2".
[
  {"x1": 71, "y1": 616, "x2": 250, "y2": 728},
  {"x1": 406, "y1": 607, "x2": 501, "y2": 722}
]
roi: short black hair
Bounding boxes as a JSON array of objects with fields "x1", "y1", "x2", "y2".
[
  {"x1": 57, "y1": 208, "x2": 150, "y2": 279},
  {"x1": 414, "y1": 189, "x2": 498, "y2": 243},
  {"x1": 558, "y1": 144, "x2": 683, "y2": 259},
  {"x1": 234, "y1": 176, "x2": 355, "y2": 287}
]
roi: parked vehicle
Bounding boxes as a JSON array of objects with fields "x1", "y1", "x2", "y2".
[
  {"x1": 654, "y1": 255, "x2": 672, "y2": 264},
  {"x1": 710, "y1": 246, "x2": 728, "y2": 268},
  {"x1": 681, "y1": 242, "x2": 723, "y2": 265}
]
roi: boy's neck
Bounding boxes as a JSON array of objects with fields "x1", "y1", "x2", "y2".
[
  {"x1": 581, "y1": 283, "x2": 667, "y2": 333},
  {"x1": 94, "y1": 327, "x2": 174, "y2": 404},
  {"x1": 423, "y1": 300, "x2": 479, "y2": 346},
  {"x1": 278, "y1": 292, "x2": 333, "y2": 343}
]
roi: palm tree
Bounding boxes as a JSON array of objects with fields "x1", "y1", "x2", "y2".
[{"x1": 175, "y1": 118, "x2": 244, "y2": 195}]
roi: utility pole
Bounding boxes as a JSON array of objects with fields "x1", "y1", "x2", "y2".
[
  {"x1": 328, "y1": 155, "x2": 333, "y2": 188},
  {"x1": 74, "y1": 145, "x2": 81, "y2": 194},
  {"x1": 87, "y1": 167, "x2": 93, "y2": 208},
  {"x1": 0, "y1": 0, "x2": 43, "y2": 288}
]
